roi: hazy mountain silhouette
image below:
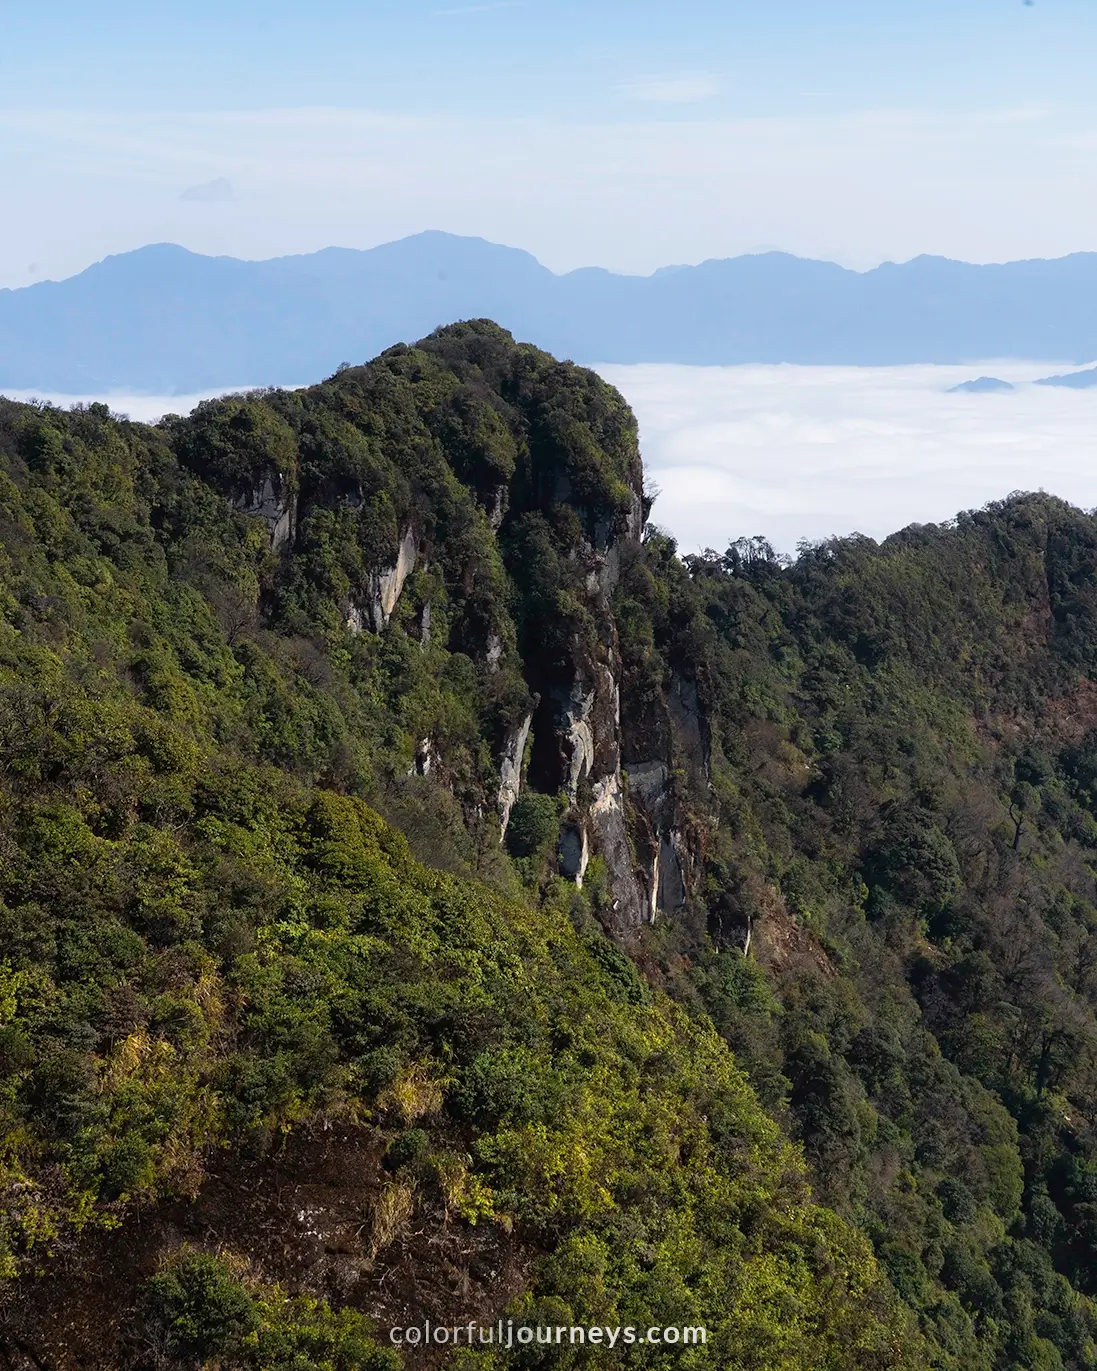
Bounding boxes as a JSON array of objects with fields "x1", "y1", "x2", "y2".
[
  {"x1": 948, "y1": 376, "x2": 1015, "y2": 393},
  {"x1": 4, "y1": 231, "x2": 1097, "y2": 391},
  {"x1": 1036, "y1": 365, "x2": 1097, "y2": 389}
]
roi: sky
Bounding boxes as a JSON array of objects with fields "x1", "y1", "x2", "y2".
[
  {"x1": 3, "y1": 1, "x2": 1097, "y2": 287},
  {"x1": 6, "y1": 2, "x2": 1097, "y2": 552}
]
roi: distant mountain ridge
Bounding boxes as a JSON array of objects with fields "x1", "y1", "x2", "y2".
[
  {"x1": 1037, "y1": 365, "x2": 1097, "y2": 389},
  {"x1": 5, "y1": 230, "x2": 1097, "y2": 391}
]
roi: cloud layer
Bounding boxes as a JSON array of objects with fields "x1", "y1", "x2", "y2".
[{"x1": 598, "y1": 362, "x2": 1097, "y2": 553}]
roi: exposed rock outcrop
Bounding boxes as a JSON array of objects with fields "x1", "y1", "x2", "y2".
[
  {"x1": 626, "y1": 487, "x2": 644, "y2": 541},
  {"x1": 542, "y1": 516, "x2": 657, "y2": 934},
  {"x1": 408, "y1": 736, "x2": 439, "y2": 778},
  {"x1": 588, "y1": 771, "x2": 649, "y2": 930},
  {"x1": 235, "y1": 475, "x2": 295, "y2": 549},
  {"x1": 560, "y1": 684, "x2": 596, "y2": 802},
  {"x1": 656, "y1": 830, "x2": 688, "y2": 911},
  {"x1": 622, "y1": 760, "x2": 689, "y2": 923},
  {"x1": 487, "y1": 484, "x2": 507, "y2": 530},
  {"x1": 668, "y1": 675, "x2": 709, "y2": 779},
  {"x1": 343, "y1": 525, "x2": 420, "y2": 635},
  {"x1": 498, "y1": 707, "x2": 535, "y2": 840},
  {"x1": 369, "y1": 526, "x2": 418, "y2": 632}
]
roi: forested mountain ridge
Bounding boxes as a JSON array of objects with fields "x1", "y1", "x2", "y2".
[
  {"x1": 0, "y1": 323, "x2": 916, "y2": 1371},
  {"x1": 2, "y1": 321, "x2": 1097, "y2": 1370}
]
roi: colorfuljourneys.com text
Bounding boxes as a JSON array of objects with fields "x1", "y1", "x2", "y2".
[{"x1": 388, "y1": 1321, "x2": 707, "y2": 1350}]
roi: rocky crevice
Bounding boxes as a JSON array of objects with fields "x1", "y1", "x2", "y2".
[{"x1": 529, "y1": 522, "x2": 658, "y2": 934}]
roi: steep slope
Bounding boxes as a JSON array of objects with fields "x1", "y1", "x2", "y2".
[
  {"x1": 6, "y1": 236, "x2": 1097, "y2": 390},
  {"x1": 7, "y1": 321, "x2": 1097, "y2": 1371},
  {"x1": 0, "y1": 326, "x2": 918, "y2": 1370},
  {"x1": 616, "y1": 512, "x2": 1097, "y2": 1371}
]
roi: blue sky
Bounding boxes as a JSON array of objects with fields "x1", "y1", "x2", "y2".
[{"x1": 3, "y1": 0, "x2": 1097, "y2": 286}]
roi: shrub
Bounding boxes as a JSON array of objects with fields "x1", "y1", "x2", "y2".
[
  {"x1": 142, "y1": 1251, "x2": 259, "y2": 1365},
  {"x1": 504, "y1": 791, "x2": 558, "y2": 859}
]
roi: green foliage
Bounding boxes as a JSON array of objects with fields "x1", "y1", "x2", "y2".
[
  {"x1": 143, "y1": 1251, "x2": 261, "y2": 1364},
  {"x1": 0, "y1": 349, "x2": 918, "y2": 1369},
  {"x1": 504, "y1": 790, "x2": 559, "y2": 858},
  {"x1": 622, "y1": 498, "x2": 1097, "y2": 1369},
  {"x1": 168, "y1": 395, "x2": 299, "y2": 497},
  {"x1": 141, "y1": 1250, "x2": 399, "y2": 1370},
  {"x1": 20, "y1": 329, "x2": 1097, "y2": 1370}
]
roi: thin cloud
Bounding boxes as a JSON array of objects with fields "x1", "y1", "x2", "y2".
[
  {"x1": 618, "y1": 72, "x2": 721, "y2": 104},
  {"x1": 434, "y1": 1, "x2": 524, "y2": 14},
  {"x1": 181, "y1": 177, "x2": 234, "y2": 202},
  {"x1": 2, "y1": 102, "x2": 1097, "y2": 285}
]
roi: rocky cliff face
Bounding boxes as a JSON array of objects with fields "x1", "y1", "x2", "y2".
[
  {"x1": 497, "y1": 706, "x2": 534, "y2": 840},
  {"x1": 234, "y1": 473, "x2": 296, "y2": 549},
  {"x1": 366, "y1": 525, "x2": 419, "y2": 633},
  {"x1": 172, "y1": 321, "x2": 707, "y2": 939},
  {"x1": 539, "y1": 509, "x2": 684, "y2": 935}
]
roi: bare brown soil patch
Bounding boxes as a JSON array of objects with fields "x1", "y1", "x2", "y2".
[{"x1": 0, "y1": 1125, "x2": 533, "y2": 1371}]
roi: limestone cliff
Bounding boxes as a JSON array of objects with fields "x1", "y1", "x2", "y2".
[{"x1": 169, "y1": 320, "x2": 707, "y2": 939}]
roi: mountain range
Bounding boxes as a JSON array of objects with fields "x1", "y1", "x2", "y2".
[{"x1": 4, "y1": 231, "x2": 1097, "y2": 392}]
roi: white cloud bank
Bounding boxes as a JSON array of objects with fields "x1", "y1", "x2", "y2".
[
  {"x1": 8, "y1": 364, "x2": 1097, "y2": 558},
  {"x1": 598, "y1": 362, "x2": 1097, "y2": 554}
]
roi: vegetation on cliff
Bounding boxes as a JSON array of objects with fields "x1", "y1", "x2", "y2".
[
  {"x1": 0, "y1": 327, "x2": 915, "y2": 1370},
  {"x1": 5, "y1": 320, "x2": 1097, "y2": 1370},
  {"x1": 617, "y1": 506, "x2": 1097, "y2": 1371}
]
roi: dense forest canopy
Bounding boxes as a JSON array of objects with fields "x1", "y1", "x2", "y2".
[{"x1": 1, "y1": 321, "x2": 1097, "y2": 1371}]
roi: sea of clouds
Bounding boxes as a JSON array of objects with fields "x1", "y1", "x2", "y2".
[
  {"x1": 600, "y1": 362, "x2": 1097, "y2": 554},
  {"x1": 7, "y1": 362, "x2": 1097, "y2": 557}
]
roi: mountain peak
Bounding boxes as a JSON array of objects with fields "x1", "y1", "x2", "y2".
[{"x1": 948, "y1": 375, "x2": 1015, "y2": 393}]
